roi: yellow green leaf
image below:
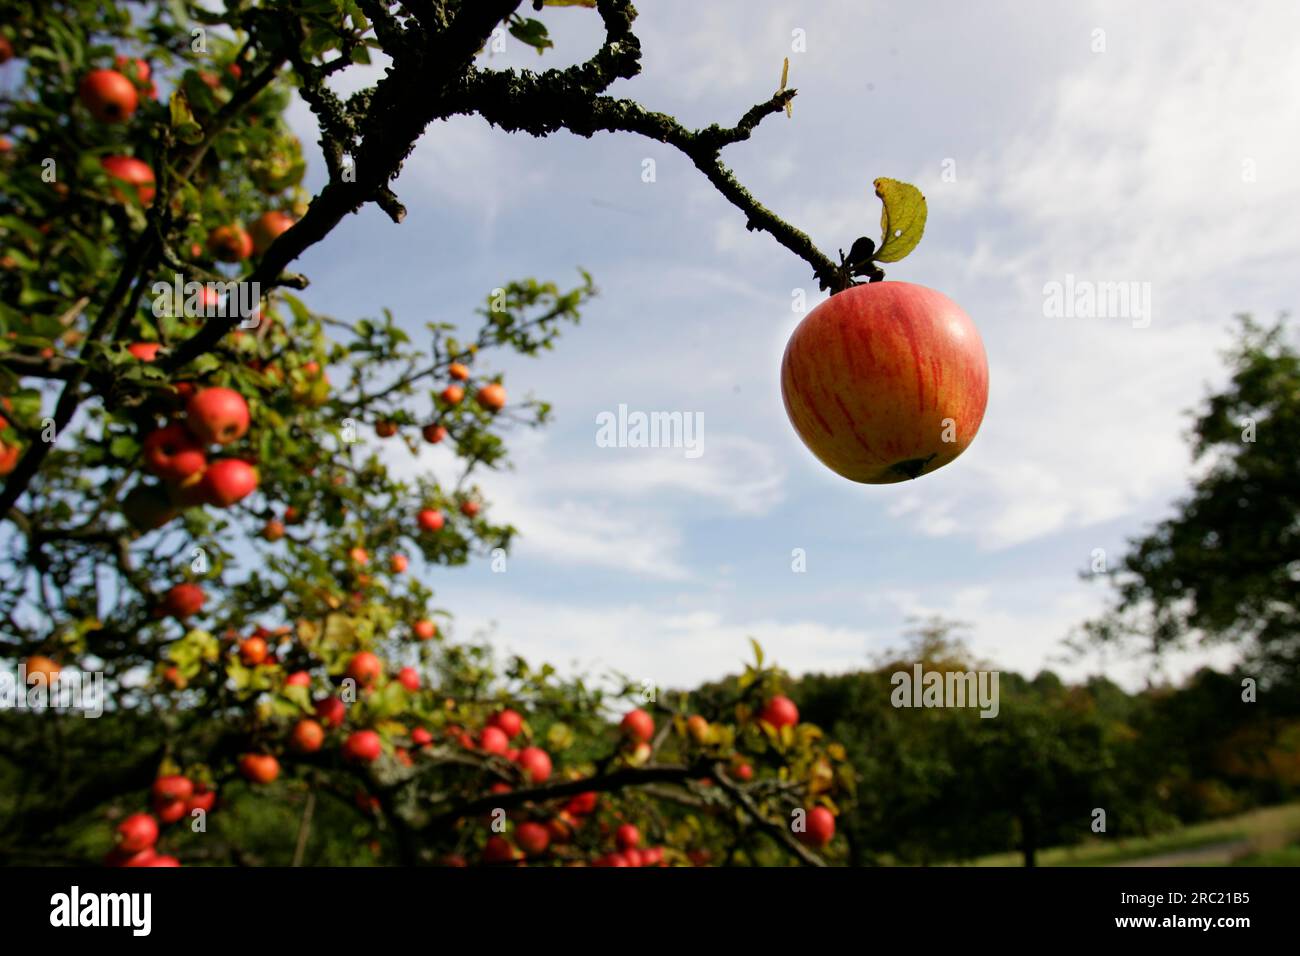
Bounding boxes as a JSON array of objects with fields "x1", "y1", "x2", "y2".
[{"x1": 873, "y1": 177, "x2": 927, "y2": 263}]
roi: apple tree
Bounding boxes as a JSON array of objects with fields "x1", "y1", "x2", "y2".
[{"x1": 0, "y1": 1, "x2": 855, "y2": 865}]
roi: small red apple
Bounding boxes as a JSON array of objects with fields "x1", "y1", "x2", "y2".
[
  {"x1": 460, "y1": 499, "x2": 480, "y2": 518},
  {"x1": 343, "y1": 729, "x2": 382, "y2": 763},
  {"x1": 262, "y1": 518, "x2": 285, "y2": 541},
  {"x1": 25, "y1": 655, "x2": 60, "y2": 682},
  {"x1": 615, "y1": 823, "x2": 641, "y2": 850},
  {"x1": 421, "y1": 424, "x2": 447, "y2": 444},
  {"x1": 143, "y1": 423, "x2": 207, "y2": 482},
  {"x1": 0, "y1": 37, "x2": 13, "y2": 63},
  {"x1": 151, "y1": 775, "x2": 193, "y2": 806},
  {"x1": 448, "y1": 362, "x2": 470, "y2": 381},
  {"x1": 482, "y1": 836, "x2": 519, "y2": 865},
  {"x1": 686, "y1": 715, "x2": 710, "y2": 744},
  {"x1": 733, "y1": 762, "x2": 754, "y2": 781},
  {"x1": 346, "y1": 651, "x2": 382, "y2": 687},
  {"x1": 411, "y1": 727, "x2": 433, "y2": 747},
  {"x1": 285, "y1": 670, "x2": 311, "y2": 687},
  {"x1": 620, "y1": 708, "x2": 654, "y2": 743},
  {"x1": 239, "y1": 753, "x2": 280, "y2": 784},
  {"x1": 114, "y1": 55, "x2": 151, "y2": 83},
  {"x1": 375, "y1": 420, "x2": 397, "y2": 438},
  {"x1": 489, "y1": 708, "x2": 523, "y2": 738},
  {"x1": 155, "y1": 799, "x2": 186, "y2": 824},
  {"x1": 516, "y1": 746, "x2": 552, "y2": 783},
  {"x1": 476, "y1": 383, "x2": 506, "y2": 412},
  {"x1": 116, "y1": 814, "x2": 159, "y2": 853},
  {"x1": 128, "y1": 342, "x2": 161, "y2": 361},
  {"x1": 417, "y1": 508, "x2": 445, "y2": 532},
  {"x1": 314, "y1": 696, "x2": 346, "y2": 727},
  {"x1": 760, "y1": 695, "x2": 799, "y2": 730},
  {"x1": 101, "y1": 156, "x2": 155, "y2": 204},
  {"x1": 248, "y1": 211, "x2": 294, "y2": 255},
  {"x1": 162, "y1": 582, "x2": 205, "y2": 619},
  {"x1": 798, "y1": 806, "x2": 836, "y2": 848},
  {"x1": 78, "y1": 69, "x2": 138, "y2": 123},
  {"x1": 515, "y1": 821, "x2": 550, "y2": 857},
  {"x1": 290, "y1": 718, "x2": 325, "y2": 753},
  {"x1": 184, "y1": 787, "x2": 216, "y2": 814},
  {"x1": 202, "y1": 459, "x2": 258, "y2": 507},
  {"x1": 397, "y1": 667, "x2": 420, "y2": 692},
  {"x1": 349, "y1": 547, "x2": 369, "y2": 566},
  {"x1": 565, "y1": 791, "x2": 597, "y2": 816},
  {"x1": 239, "y1": 636, "x2": 268, "y2": 666},
  {"x1": 479, "y1": 725, "x2": 509, "y2": 754},
  {"x1": 440, "y1": 385, "x2": 464, "y2": 406},
  {"x1": 389, "y1": 554, "x2": 408, "y2": 573},
  {"x1": 207, "y1": 224, "x2": 253, "y2": 262},
  {"x1": 780, "y1": 282, "x2": 989, "y2": 483},
  {"x1": 413, "y1": 619, "x2": 437, "y2": 640},
  {"x1": 186, "y1": 387, "x2": 250, "y2": 445}
]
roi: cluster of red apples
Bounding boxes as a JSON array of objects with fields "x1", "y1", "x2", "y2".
[{"x1": 107, "y1": 775, "x2": 216, "y2": 868}]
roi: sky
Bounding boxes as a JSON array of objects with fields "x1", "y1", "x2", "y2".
[{"x1": 279, "y1": 0, "x2": 1299, "y2": 693}]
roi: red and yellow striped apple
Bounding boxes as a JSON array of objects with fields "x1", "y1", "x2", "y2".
[{"x1": 780, "y1": 282, "x2": 988, "y2": 483}]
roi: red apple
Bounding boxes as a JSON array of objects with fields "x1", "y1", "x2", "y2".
[
  {"x1": 411, "y1": 727, "x2": 433, "y2": 747},
  {"x1": 798, "y1": 806, "x2": 836, "y2": 848},
  {"x1": 615, "y1": 823, "x2": 641, "y2": 850},
  {"x1": 417, "y1": 508, "x2": 444, "y2": 532},
  {"x1": 185, "y1": 387, "x2": 250, "y2": 445},
  {"x1": 114, "y1": 55, "x2": 150, "y2": 83},
  {"x1": 489, "y1": 708, "x2": 523, "y2": 738},
  {"x1": 185, "y1": 787, "x2": 216, "y2": 814},
  {"x1": 515, "y1": 821, "x2": 550, "y2": 857},
  {"x1": 686, "y1": 715, "x2": 710, "y2": 744},
  {"x1": 78, "y1": 69, "x2": 138, "y2": 123},
  {"x1": 202, "y1": 459, "x2": 258, "y2": 507},
  {"x1": 759, "y1": 695, "x2": 799, "y2": 729},
  {"x1": 151, "y1": 775, "x2": 193, "y2": 806},
  {"x1": 262, "y1": 518, "x2": 285, "y2": 541},
  {"x1": 476, "y1": 383, "x2": 506, "y2": 412},
  {"x1": 440, "y1": 385, "x2": 464, "y2": 406},
  {"x1": 24, "y1": 655, "x2": 60, "y2": 682},
  {"x1": 346, "y1": 651, "x2": 382, "y2": 687},
  {"x1": 479, "y1": 725, "x2": 509, "y2": 754},
  {"x1": 413, "y1": 619, "x2": 437, "y2": 641},
  {"x1": 389, "y1": 554, "x2": 408, "y2": 573},
  {"x1": 620, "y1": 708, "x2": 654, "y2": 743},
  {"x1": 375, "y1": 420, "x2": 397, "y2": 438},
  {"x1": 239, "y1": 753, "x2": 280, "y2": 784},
  {"x1": 565, "y1": 791, "x2": 597, "y2": 816},
  {"x1": 482, "y1": 836, "x2": 519, "y2": 865},
  {"x1": 448, "y1": 362, "x2": 470, "y2": 381},
  {"x1": 116, "y1": 813, "x2": 158, "y2": 853},
  {"x1": 780, "y1": 282, "x2": 988, "y2": 483},
  {"x1": 516, "y1": 746, "x2": 552, "y2": 783},
  {"x1": 460, "y1": 499, "x2": 480, "y2": 518},
  {"x1": 0, "y1": 37, "x2": 13, "y2": 63},
  {"x1": 421, "y1": 424, "x2": 447, "y2": 444},
  {"x1": 155, "y1": 799, "x2": 186, "y2": 824},
  {"x1": 349, "y1": 547, "x2": 369, "y2": 566},
  {"x1": 143, "y1": 423, "x2": 206, "y2": 482},
  {"x1": 148, "y1": 855, "x2": 181, "y2": 867},
  {"x1": 207, "y1": 224, "x2": 253, "y2": 262},
  {"x1": 100, "y1": 156, "x2": 155, "y2": 204},
  {"x1": 128, "y1": 342, "x2": 161, "y2": 361},
  {"x1": 343, "y1": 729, "x2": 382, "y2": 763},
  {"x1": 314, "y1": 696, "x2": 346, "y2": 727},
  {"x1": 290, "y1": 718, "x2": 325, "y2": 753},
  {"x1": 285, "y1": 670, "x2": 311, "y2": 687},
  {"x1": 733, "y1": 762, "x2": 754, "y2": 781},
  {"x1": 248, "y1": 211, "x2": 294, "y2": 255},
  {"x1": 239, "y1": 636, "x2": 268, "y2": 666},
  {"x1": 397, "y1": 667, "x2": 420, "y2": 692},
  {"x1": 162, "y1": 583, "x2": 205, "y2": 619}
]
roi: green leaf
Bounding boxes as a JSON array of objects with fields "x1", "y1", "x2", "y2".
[
  {"x1": 749, "y1": 638, "x2": 764, "y2": 670},
  {"x1": 169, "y1": 91, "x2": 204, "y2": 145},
  {"x1": 872, "y1": 178, "x2": 927, "y2": 263},
  {"x1": 508, "y1": 17, "x2": 554, "y2": 53}
]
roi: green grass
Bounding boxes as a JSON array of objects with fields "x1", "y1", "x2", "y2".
[{"x1": 957, "y1": 802, "x2": 1300, "y2": 867}]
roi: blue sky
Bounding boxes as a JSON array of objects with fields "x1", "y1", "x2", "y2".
[{"x1": 280, "y1": 1, "x2": 1299, "y2": 691}]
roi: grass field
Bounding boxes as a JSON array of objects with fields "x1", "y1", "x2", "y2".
[{"x1": 958, "y1": 803, "x2": 1300, "y2": 867}]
